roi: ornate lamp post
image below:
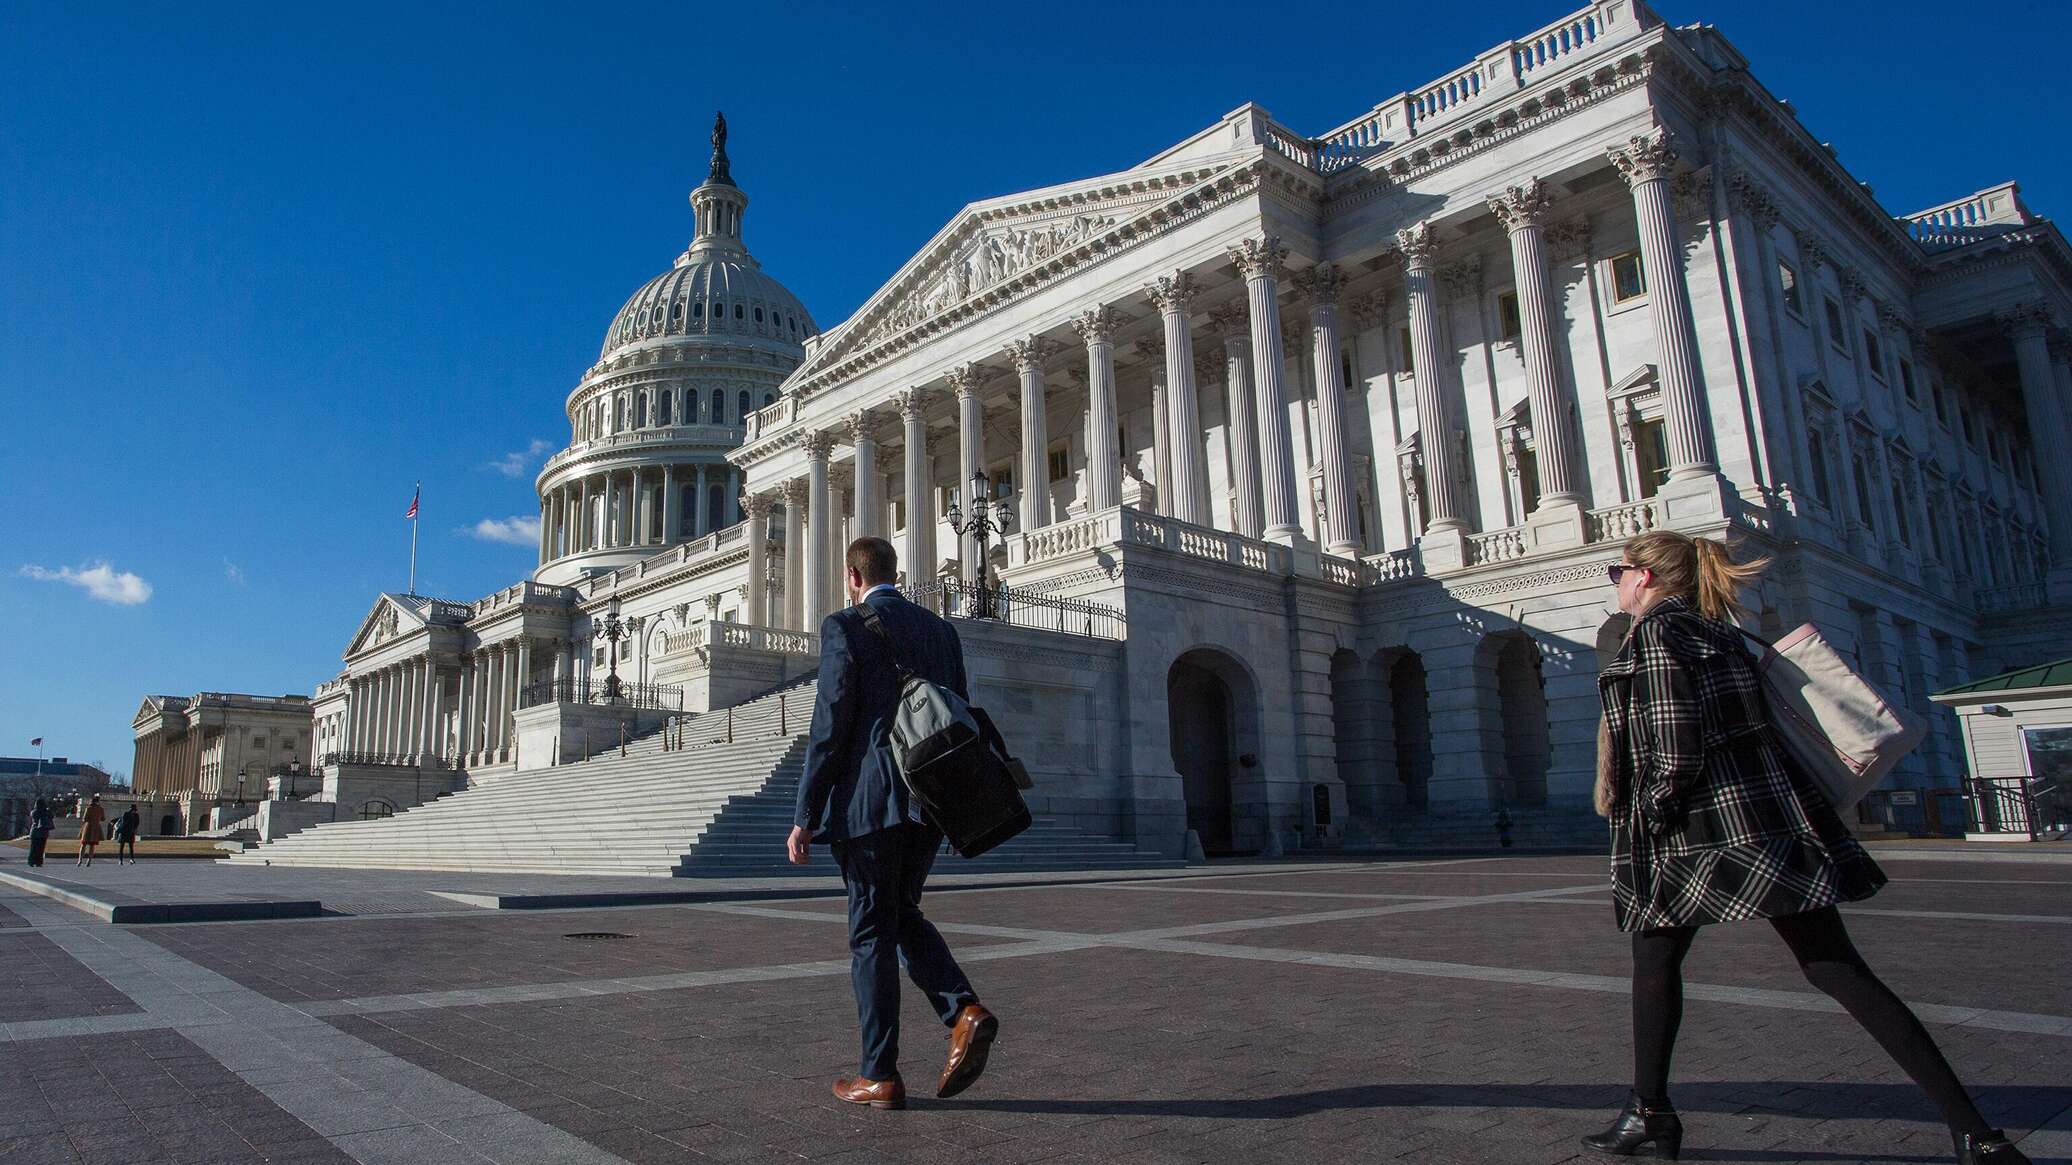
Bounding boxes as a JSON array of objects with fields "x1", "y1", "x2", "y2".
[
  {"x1": 594, "y1": 598, "x2": 629, "y2": 701},
  {"x1": 945, "y1": 469, "x2": 1014, "y2": 618}
]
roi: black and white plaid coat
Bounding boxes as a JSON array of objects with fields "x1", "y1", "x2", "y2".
[{"x1": 1597, "y1": 595, "x2": 1886, "y2": 931}]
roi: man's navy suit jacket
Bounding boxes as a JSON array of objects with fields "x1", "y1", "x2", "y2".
[{"x1": 794, "y1": 588, "x2": 969, "y2": 844}]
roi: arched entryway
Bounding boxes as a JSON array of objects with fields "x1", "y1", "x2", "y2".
[
  {"x1": 1490, "y1": 632, "x2": 1550, "y2": 806},
  {"x1": 159, "y1": 813, "x2": 178, "y2": 836},
  {"x1": 1388, "y1": 650, "x2": 1433, "y2": 810},
  {"x1": 1168, "y1": 648, "x2": 1260, "y2": 856}
]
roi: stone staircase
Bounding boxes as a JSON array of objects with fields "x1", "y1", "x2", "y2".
[{"x1": 227, "y1": 678, "x2": 1178, "y2": 877}]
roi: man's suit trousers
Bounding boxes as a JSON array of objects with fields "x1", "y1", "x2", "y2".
[{"x1": 830, "y1": 822, "x2": 977, "y2": 1080}]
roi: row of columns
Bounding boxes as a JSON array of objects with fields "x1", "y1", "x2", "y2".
[
  {"x1": 340, "y1": 638, "x2": 562, "y2": 768},
  {"x1": 539, "y1": 463, "x2": 745, "y2": 565},
  {"x1": 739, "y1": 128, "x2": 1728, "y2": 614},
  {"x1": 132, "y1": 728, "x2": 200, "y2": 797}
]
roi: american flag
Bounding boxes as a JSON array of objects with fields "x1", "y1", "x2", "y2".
[
  {"x1": 29, "y1": 737, "x2": 41, "y2": 747},
  {"x1": 405, "y1": 483, "x2": 420, "y2": 520}
]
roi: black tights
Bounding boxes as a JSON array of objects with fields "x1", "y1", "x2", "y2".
[{"x1": 1631, "y1": 906, "x2": 1988, "y2": 1136}]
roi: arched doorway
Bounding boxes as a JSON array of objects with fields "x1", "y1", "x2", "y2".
[
  {"x1": 159, "y1": 814, "x2": 177, "y2": 836},
  {"x1": 1492, "y1": 633, "x2": 1550, "y2": 806},
  {"x1": 1167, "y1": 648, "x2": 1260, "y2": 855},
  {"x1": 1389, "y1": 650, "x2": 1432, "y2": 810}
]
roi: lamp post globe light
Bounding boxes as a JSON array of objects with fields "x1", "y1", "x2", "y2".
[{"x1": 946, "y1": 469, "x2": 1014, "y2": 619}]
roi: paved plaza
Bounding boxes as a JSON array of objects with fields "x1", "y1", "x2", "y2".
[{"x1": 1, "y1": 852, "x2": 2068, "y2": 1164}]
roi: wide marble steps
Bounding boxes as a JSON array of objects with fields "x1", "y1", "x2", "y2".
[{"x1": 227, "y1": 678, "x2": 1178, "y2": 877}]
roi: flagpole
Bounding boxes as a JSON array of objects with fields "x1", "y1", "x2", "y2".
[{"x1": 409, "y1": 518, "x2": 418, "y2": 595}]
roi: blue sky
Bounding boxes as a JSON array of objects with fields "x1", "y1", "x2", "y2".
[{"x1": 3, "y1": 1, "x2": 2067, "y2": 776}]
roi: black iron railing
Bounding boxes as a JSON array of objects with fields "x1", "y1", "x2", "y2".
[
  {"x1": 1964, "y1": 776, "x2": 2065, "y2": 840},
  {"x1": 518, "y1": 678, "x2": 684, "y2": 712},
  {"x1": 317, "y1": 752, "x2": 453, "y2": 770},
  {"x1": 910, "y1": 579, "x2": 1123, "y2": 639}
]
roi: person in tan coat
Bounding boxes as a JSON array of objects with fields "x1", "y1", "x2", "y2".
[{"x1": 75, "y1": 794, "x2": 105, "y2": 867}]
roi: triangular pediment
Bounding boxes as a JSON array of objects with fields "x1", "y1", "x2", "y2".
[
  {"x1": 344, "y1": 593, "x2": 429, "y2": 659},
  {"x1": 1608, "y1": 364, "x2": 1659, "y2": 399},
  {"x1": 787, "y1": 154, "x2": 1259, "y2": 385}
]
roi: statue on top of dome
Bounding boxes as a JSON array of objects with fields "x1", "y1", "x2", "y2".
[{"x1": 708, "y1": 110, "x2": 733, "y2": 186}]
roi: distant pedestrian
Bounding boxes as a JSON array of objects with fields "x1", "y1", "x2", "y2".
[
  {"x1": 26, "y1": 800, "x2": 53, "y2": 867},
  {"x1": 1588, "y1": 531, "x2": 2027, "y2": 1164},
  {"x1": 76, "y1": 794, "x2": 105, "y2": 868},
  {"x1": 116, "y1": 806, "x2": 141, "y2": 865}
]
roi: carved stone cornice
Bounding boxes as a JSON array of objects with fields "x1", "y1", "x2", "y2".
[
  {"x1": 1794, "y1": 232, "x2": 1830, "y2": 271},
  {"x1": 1073, "y1": 305, "x2": 1120, "y2": 346},
  {"x1": 1346, "y1": 289, "x2": 1390, "y2": 328},
  {"x1": 1438, "y1": 256, "x2": 1483, "y2": 300},
  {"x1": 1608, "y1": 129, "x2": 1678, "y2": 187},
  {"x1": 1544, "y1": 217, "x2": 1592, "y2": 261},
  {"x1": 944, "y1": 362, "x2": 982, "y2": 401},
  {"x1": 1145, "y1": 272, "x2": 1196, "y2": 316},
  {"x1": 891, "y1": 387, "x2": 929, "y2": 424},
  {"x1": 1395, "y1": 222, "x2": 1441, "y2": 269},
  {"x1": 1293, "y1": 263, "x2": 1344, "y2": 308},
  {"x1": 1206, "y1": 302, "x2": 1249, "y2": 336},
  {"x1": 1005, "y1": 335, "x2": 1054, "y2": 374},
  {"x1": 1670, "y1": 167, "x2": 1712, "y2": 224},
  {"x1": 1227, "y1": 237, "x2": 1287, "y2": 281},
  {"x1": 1725, "y1": 169, "x2": 1778, "y2": 230},
  {"x1": 1998, "y1": 300, "x2": 2053, "y2": 341},
  {"x1": 1840, "y1": 271, "x2": 1868, "y2": 303},
  {"x1": 1486, "y1": 179, "x2": 1551, "y2": 233}
]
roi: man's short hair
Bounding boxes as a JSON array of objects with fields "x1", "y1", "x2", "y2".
[{"x1": 846, "y1": 537, "x2": 898, "y2": 585}]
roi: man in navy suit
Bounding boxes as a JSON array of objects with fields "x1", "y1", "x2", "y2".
[{"x1": 788, "y1": 536, "x2": 999, "y2": 1111}]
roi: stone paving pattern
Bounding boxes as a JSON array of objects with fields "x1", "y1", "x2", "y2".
[{"x1": 0, "y1": 853, "x2": 2066, "y2": 1164}]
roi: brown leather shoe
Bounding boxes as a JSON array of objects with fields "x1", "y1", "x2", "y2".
[
  {"x1": 832, "y1": 1074, "x2": 906, "y2": 1110},
  {"x1": 936, "y1": 1004, "x2": 999, "y2": 1098}
]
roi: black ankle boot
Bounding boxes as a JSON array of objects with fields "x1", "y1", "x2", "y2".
[
  {"x1": 1581, "y1": 1092, "x2": 1682, "y2": 1159},
  {"x1": 1955, "y1": 1129, "x2": 2030, "y2": 1164}
]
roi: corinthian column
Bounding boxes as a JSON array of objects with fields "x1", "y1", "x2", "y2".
[
  {"x1": 781, "y1": 477, "x2": 806, "y2": 630},
  {"x1": 1074, "y1": 306, "x2": 1122, "y2": 512},
  {"x1": 1230, "y1": 238, "x2": 1304, "y2": 544},
  {"x1": 948, "y1": 364, "x2": 984, "y2": 582},
  {"x1": 846, "y1": 410, "x2": 881, "y2": 540},
  {"x1": 1211, "y1": 304, "x2": 1264, "y2": 538},
  {"x1": 1295, "y1": 264, "x2": 1361, "y2": 556},
  {"x1": 1489, "y1": 179, "x2": 1584, "y2": 510},
  {"x1": 1007, "y1": 337, "x2": 1052, "y2": 530},
  {"x1": 744, "y1": 492, "x2": 771, "y2": 625},
  {"x1": 1609, "y1": 129, "x2": 1717, "y2": 480},
  {"x1": 894, "y1": 388, "x2": 934, "y2": 586},
  {"x1": 1398, "y1": 222, "x2": 1467, "y2": 532},
  {"x1": 803, "y1": 431, "x2": 832, "y2": 628},
  {"x1": 2004, "y1": 305, "x2": 2072, "y2": 588},
  {"x1": 1149, "y1": 272, "x2": 1211, "y2": 526}
]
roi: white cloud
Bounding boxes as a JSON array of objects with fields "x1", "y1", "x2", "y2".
[
  {"x1": 224, "y1": 560, "x2": 246, "y2": 587},
  {"x1": 487, "y1": 439, "x2": 552, "y2": 478},
  {"x1": 19, "y1": 561, "x2": 153, "y2": 606},
  {"x1": 468, "y1": 516, "x2": 542, "y2": 547}
]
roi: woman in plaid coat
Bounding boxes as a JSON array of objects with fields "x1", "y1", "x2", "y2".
[{"x1": 1583, "y1": 532, "x2": 2025, "y2": 1164}]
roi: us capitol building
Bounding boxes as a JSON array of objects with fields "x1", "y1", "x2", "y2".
[{"x1": 246, "y1": 0, "x2": 2070, "y2": 865}]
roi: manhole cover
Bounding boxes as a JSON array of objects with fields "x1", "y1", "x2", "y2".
[{"x1": 562, "y1": 932, "x2": 636, "y2": 941}]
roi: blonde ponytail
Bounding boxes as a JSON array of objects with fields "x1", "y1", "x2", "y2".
[{"x1": 1625, "y1": 530, "x2": 1770, "y2": 623}]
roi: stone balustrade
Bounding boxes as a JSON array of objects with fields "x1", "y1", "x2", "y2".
[
  {"x1": 1976, "y1": 581, "x2": 2047, "y2": 614},
  {"x1": 1465, "y1": 526, "x2": 1530, "y2": 567},
  {"x1": 539, "y1": 423, "x2": 746, "y2": 474},
  {"x1": 1903, "y1": 182, "x2": 2033, "y2": 249},
  {"x1": 1365, "y1": 549, "x2": 1422, "y2": 583},
  {"x1": 1586, "y1": 499, "x2": 1662, "y2": 542}
]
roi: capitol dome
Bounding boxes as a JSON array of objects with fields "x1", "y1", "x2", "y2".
[
  {"x1": 534, "y1": 112, "x2": 815, "y2": 589},
  {"x1": 598, "y1": 251, "x2": 817, "y2": 360}
]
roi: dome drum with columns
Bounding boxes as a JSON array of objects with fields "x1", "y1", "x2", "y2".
[{"x1": 534, "y1": 113, "x2": 817, "y2": 587}]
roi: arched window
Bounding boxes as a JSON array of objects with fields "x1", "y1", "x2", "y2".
[
  {"x1": 763, "y1": 393, "x2": 775, "y2": 408},
  {"x1": 692, "y1": 302, "x2": 703, "y2": 318},
  {"x1": 358, "y1": 800, "x2": 395, "y2": 821},
  {"x1": 711, "y1": 388, "x2": 726, "y2": 424},
  {"x1": 754, "y1": 306, "x2": 764, "y2": 323},
  {"x1": 711, "y1": 302, "x2": 723, "y2": 322},
  {"x1": 670, "y1": 301, "x2": 683, "y2": 321},
  {"x1": 634, "y1": 394, "x2": 647, "y2": 428},
  {"x1": 734, "y1": 303, "x2": 744, "y2": 319},
  {"x1": 657, "y1": 393, "x2": 671, "y2": 426},
  {"x1": 739, "y1": 390, "x2": 751, "y2": 420}
]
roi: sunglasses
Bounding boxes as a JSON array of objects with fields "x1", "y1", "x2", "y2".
[{"x1": 1607, "y1": 564, "x2": 1640, "y2": 583}]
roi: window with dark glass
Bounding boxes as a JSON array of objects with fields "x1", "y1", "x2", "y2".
[
  {"x1": 1899, "y1": 360, "x2": 1916, "y2": 402},
  {"x1": 1854, "y1": 459, "x2": 1876, "y2": 527},
  {"x1": 1805, "y1": 430, "x2": 1830, "y2": 505},
  {"x1": 1048, "y1": 446, "x2": 1069, "y2": 483},
  {"x1": 1398, "y1": 326, "x2": 1415, "y2": 373},
  {"x1": 1634, "y1": 418, "x2": 1669, "y2": 499},
  {"x1": 1778, "y1": 261, "x2": 1801, "y2": 316},
  {"x1": 1610, "y1": 252, "x2": 1646, "y2": 302},
  {"x1": 1863, "y1": 329, "x2": 1883, "y2": 375},
  {"x1": 1890, "y1": 481, "x2": 1909, "y2": 545},
  {"x1": 1495, "y1": 290, "x2": 1522, "y2": 343},
  {"x1": 1825, "y1": 298, "x2": 1848, "y2": 351}
]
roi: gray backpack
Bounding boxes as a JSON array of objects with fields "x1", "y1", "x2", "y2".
[{"x1": 858, "y1": 605, "x2": 1032, "y2": 858}]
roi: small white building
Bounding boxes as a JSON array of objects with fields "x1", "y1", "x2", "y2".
[{"x1": 1931, "y1": 658, "x2": 2072, "y2": 839}]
